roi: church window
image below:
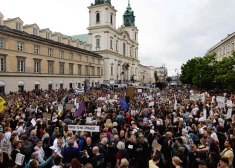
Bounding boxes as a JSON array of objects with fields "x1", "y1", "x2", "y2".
[
  {"x1": 123, "y1": 43, "x2": 126, "y2": 56},
  {"x1": 96, "y1": 39, "x2": 100, "y2": 48},
  {"x1": 110, "y1": 14, "x2": 113, "y2": 25},
  {"x1": 96, "y1": 13, "x2": 100, "y2": 23},
  {"x1": 135, "y1": 32, "x2": 137, "y2": 41},
  {"x1": 110, "y1": 40, "x2": 113, "y2": 49}
]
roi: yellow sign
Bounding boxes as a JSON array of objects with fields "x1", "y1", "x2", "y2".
[{"x1": 0, "y1": 96, "x2": 6, "y2": 112}]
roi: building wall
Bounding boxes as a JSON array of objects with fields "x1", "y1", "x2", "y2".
[
  {"x1": 0, "y1": 19, "x2": 104, "y2": 93},
  {"x1": 138, "y1": 65, "x2": 153, "y2": 84},
  {"x1": 208, "y1": 33, "x2": 235, "y2": 61},
  {"x1": 88, "y1": 3, "x2": 139, "y2": 84}
]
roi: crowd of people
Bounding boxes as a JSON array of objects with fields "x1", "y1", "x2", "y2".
[{"x1": 0, "y1": 86, "x2": 234, "y2": 168}]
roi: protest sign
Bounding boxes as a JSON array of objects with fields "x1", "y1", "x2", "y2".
[
  {"x1": 68, "y1": 125, "x2": 100, "y2": 132},
  {"x1": 66, "y1": 103, "x2": 74, "y2": 111},
  {"x1": 86, "y1": 117, "x2": 92, "y2": 123},
  {"x1": 149, "y1": 101, "x2": 154, "y2": 107},
  {"x1": 71, "y1": 108, "x2": 76, "y2": 113},
  {"x1": 227, "y1": 108, "x2": 232, "y2": 119},
  {"x1": 43, "y1": 113, "x2": 51, "y2": 120},
  {"x1": 15, "y1": 153, "x2": 25, "y2": 166},
  {"x1": 1, "y1": 141, "x2": 11, "y2": 154},
  {"x1": 138, "y1": 89, "x2": 142, "y2": 93},
  {"x1": 31, "y1": 119, "x2": 36, "y2": 127},
  {"x1": 217, "y1": 96, "x2": 225, "y2": 103}
]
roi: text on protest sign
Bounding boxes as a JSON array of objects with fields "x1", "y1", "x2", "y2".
[{"x1": 68, "y1": 125, "x2": 100, "y2": 132}]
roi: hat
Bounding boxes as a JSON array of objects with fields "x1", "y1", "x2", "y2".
[{"x1": 139, "y1": 134, "x2": 144, "y2": 138}]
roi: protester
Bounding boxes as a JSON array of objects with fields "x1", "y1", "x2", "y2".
[{"x1": 0, "y1": 86, "x2": 234, "y2": 168}]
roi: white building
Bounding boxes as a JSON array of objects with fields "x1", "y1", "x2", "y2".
[{"x1": 72, "y1": 0, "x2": 140, "y2": 84}]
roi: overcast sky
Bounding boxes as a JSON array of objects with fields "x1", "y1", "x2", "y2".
[{"x1": 1, "y1": 0, "x2": 235, "y2": 75}]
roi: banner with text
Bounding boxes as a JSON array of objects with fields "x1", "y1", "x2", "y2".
[{"x1": 68, "y1": 125, "x2": 100, "y2": 132}]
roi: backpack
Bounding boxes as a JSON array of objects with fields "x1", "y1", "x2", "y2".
[{"x1": 20, "y1": 141, "x2": 33, "y2": 161}]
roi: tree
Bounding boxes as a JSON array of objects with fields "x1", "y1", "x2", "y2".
[
  {"x1": 154, "y1": 70, "x2": 159, "y2": 83},
  {"x1": 166, "y1": 76, "x2": 172, "y2": 83}
]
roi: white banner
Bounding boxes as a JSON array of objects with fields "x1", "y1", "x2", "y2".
[
  {"x1": 217, "y1": 96, "x2": 225, "y2": 103},
  {"x1": 68, "y1": 125, "x2": 100, "y2": 132}
]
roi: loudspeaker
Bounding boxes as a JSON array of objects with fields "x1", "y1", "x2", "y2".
[{"x1": 125, "y1": 96, "x2": 130, "y2": 103}]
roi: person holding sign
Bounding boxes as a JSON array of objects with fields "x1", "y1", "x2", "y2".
[{"x1": 11, "y1": 140, "x2": 24, "y2": 168}]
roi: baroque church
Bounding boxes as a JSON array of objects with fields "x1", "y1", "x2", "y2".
[{"x1": 72, "y1": 0, "x2": 140, "y2": 84}]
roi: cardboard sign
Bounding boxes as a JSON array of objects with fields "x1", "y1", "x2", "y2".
[
  {"x1": 71, "y1": 108, "x2": 76, "y2": 113},
  {"x1": 138, "y1": 89, "x2": 142, "y2": 93},
  {"x1": 149, "y1": 101, "x2": 154, "y2": 107},
  {"x1": 43, "y1": 113, "x2": 51, "y2": 120},
  {"x1": 68, "y1": 125, "x2": 100, "y2": 132},
  {"x1": 15, "y1": 153, "x2": 25, "y2": 166},
  {"x1": 66, "y1": 103, "x2": 74, "y2": 111},
  {"x1": 227, "y1": 108, "x2": 232, "y2": 119},
  {"x1": 1, "y1": 141, "x2": 11, "y2": 153}
]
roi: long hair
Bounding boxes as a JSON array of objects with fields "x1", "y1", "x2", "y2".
[
  {"x1": 71, "y1": 158, "x2": 82, "y2": 168},
  {"x1": 28, "y1": 159, "x2": 38, "y2": 168}
]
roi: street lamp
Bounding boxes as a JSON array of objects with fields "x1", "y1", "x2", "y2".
[{"x1": 175, "y1": 68, "x2": 179, "y2": 86}]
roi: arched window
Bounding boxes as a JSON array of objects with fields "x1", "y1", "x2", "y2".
[
  {"x1": 111, "y1": 66, "x2": 113, "y2": 75},
  {"x1": 96, "y1": 13, "x2": 100, "y2": 23}
]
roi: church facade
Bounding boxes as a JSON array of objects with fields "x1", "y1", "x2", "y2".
[{"x1": 83, "y1": 0, "x2": 140, "y2": 84}]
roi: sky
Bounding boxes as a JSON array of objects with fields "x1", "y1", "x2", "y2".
[{"x1": 1, "y1": 0, "x2": 235, "y2": 76}]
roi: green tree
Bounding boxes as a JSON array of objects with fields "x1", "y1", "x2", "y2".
[
  {"x1": 166, "y1": 76, "x2": 172, "y2": 83},
  {"x1": 154, "y1": 70, "x2": 159, "y2": 83}
]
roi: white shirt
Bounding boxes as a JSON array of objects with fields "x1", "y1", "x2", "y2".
[
  {"x1": 199, "y1": 126, "x2": 206, "y2": 135},
  {"x1": 53, "y1": 138, "x2": 58, "y2": 147},
  {"x1": 52, "y1": 166, "x2": 61, "y2": 168},
  {"x1": 16, "y1": 126, "x2": 24, "y2": 135},
  {"x1": 34, "y1": 146, "x2": 45, "y2": 164},
  {"x1": 211, "y1": 132, "x2": 219, "y2": 142},
  {"x1": 4, "y1": 131, "x2": 11, "y2": 142}
]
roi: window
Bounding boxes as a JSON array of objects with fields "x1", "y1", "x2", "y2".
[
  {"x1": 135, "y1": 50, "x2": 137, "y2": 58},
  {"x1": 17, "y1": 59, "x2": 25, "y2": 72},
  {"x1": 34, "y1": 60, "x2": 40, "y2": 73},
  {"x1": 69, "y1": 64, "x2": 73, "y2": 75},
  {"x1": 46, "y1": 33, "x2": 50, "y2": 39},
  {"x1": 0, "y1": 38, "x2": 4, "y2": 48},
  {"x1": 92, "y1": 58, "x2": 94, "y2": 63},
  {"x1": 16, "y1": 23, "x2": 21, "y2": 31},
  {"x1": 34, "y1": 45, "x2": 40, "y2": 54},
  {"x1": 33, "y1": 28, "x2": 38, "y2": 35},
  {"x1": 0, "y1": 18, "x2": 2, "y2": 25},
  {"x1": 59, "y1": 63, "x2": 64, "y2": 74},
  {"x1": 101, "y1": 69, "x2": 103, "y2": 76},
  {"x1": 98, "y1": 59, "x2": 101, "y2": 65},
  {"x1": 84, "y1": 45, "x2": 86, "y2": 50},
  {"x1": 69, "y1": 53, "x2": 73, "y2": 60},
  {"x1": 232, "y1": 41, "x2": 234, "y2": 51},
  {"x1": 59, "y1": 51, "x2": 64, "y2": 58},
  {"x1": 76, "y1": 42, "x2": 79, "y2": 48},
  {"x1": 130, "y1": 49, "x2": 131, "y2": 56},
  {"x1": 48, "y1": 62, "x2": 53, "y2": 74},
  {"x1": 92, "y1": 67, "x2": 95, "y2": 75},
  {"x1": 78, "y1": 65, "x2": 82, "y2": 75},
  {"x1": 86, "y1": 56, "x2": 88, "y2": 62},
  {"x1": 85, "y1": 65, "x2": 88, "y2": 75},
  {"x1": 48, "y1": 48, "x2": 53, "y2": 56},
  {"x1": 116, "y1": 43, "x2": 118, "y2": 52},
  {"x1": 97, "y1": 67, "x2": 100, "y2": 76},
  {"x1": 96, "y1": 39, "x2": 100, "y2": 48},
  {"x1": 58, "y1": 37, "x2": 61, "y2": 42},
  {"x1": 18, "y1": 42, "x2": 23, "y2": 51},
  {"x1": 223, "y1": 46, "x2": 225, "y2": 55},
  {"x1": 96, "y1": 13, "x2": 100, "y2": 23},
  {"x1": 0, "y1": 57, "x2": 5, "y2": 72},
  {"x1": 110, "y1": 14, "x2": 113, "y2": 24},
  {"x1": 111, "y1": 66, "x2": 113, "y2": 75},
  {"x1": 78, "y1": 55, "x2": 81, "y2": 61},
  {"x1": 123, "y1": 43, "x2": 126, "y2": 56},
  {"x1": 227, "y1": 44, "x2": 230, "y2": 53},
  {"x1": 110, "y1": 40, "x2": 113, "y2": 49},
  {"x1": 135, "y1": 32, "x2": 137, "y2": 41},
  {"x1": 68, "y1": 40, "x2": 71, "y2": 45}
]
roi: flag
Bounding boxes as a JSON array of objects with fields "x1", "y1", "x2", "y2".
[
  {"x1": 120, "y1": 98, "x2": 129, "y2": 111},
  {"x1": 0, "y1": 96, "x2": 6, "y2": 112},
  {"x1": 74, "y1": 101, "x2": 85, "y2": 118},
  {"x1": 230, "y1": 94, "x2": 233, "y2": 101}
]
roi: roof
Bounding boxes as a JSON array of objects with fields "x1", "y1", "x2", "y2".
[{"x1": 71, "y1": 34, "x2": 88, "y2": 43}]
